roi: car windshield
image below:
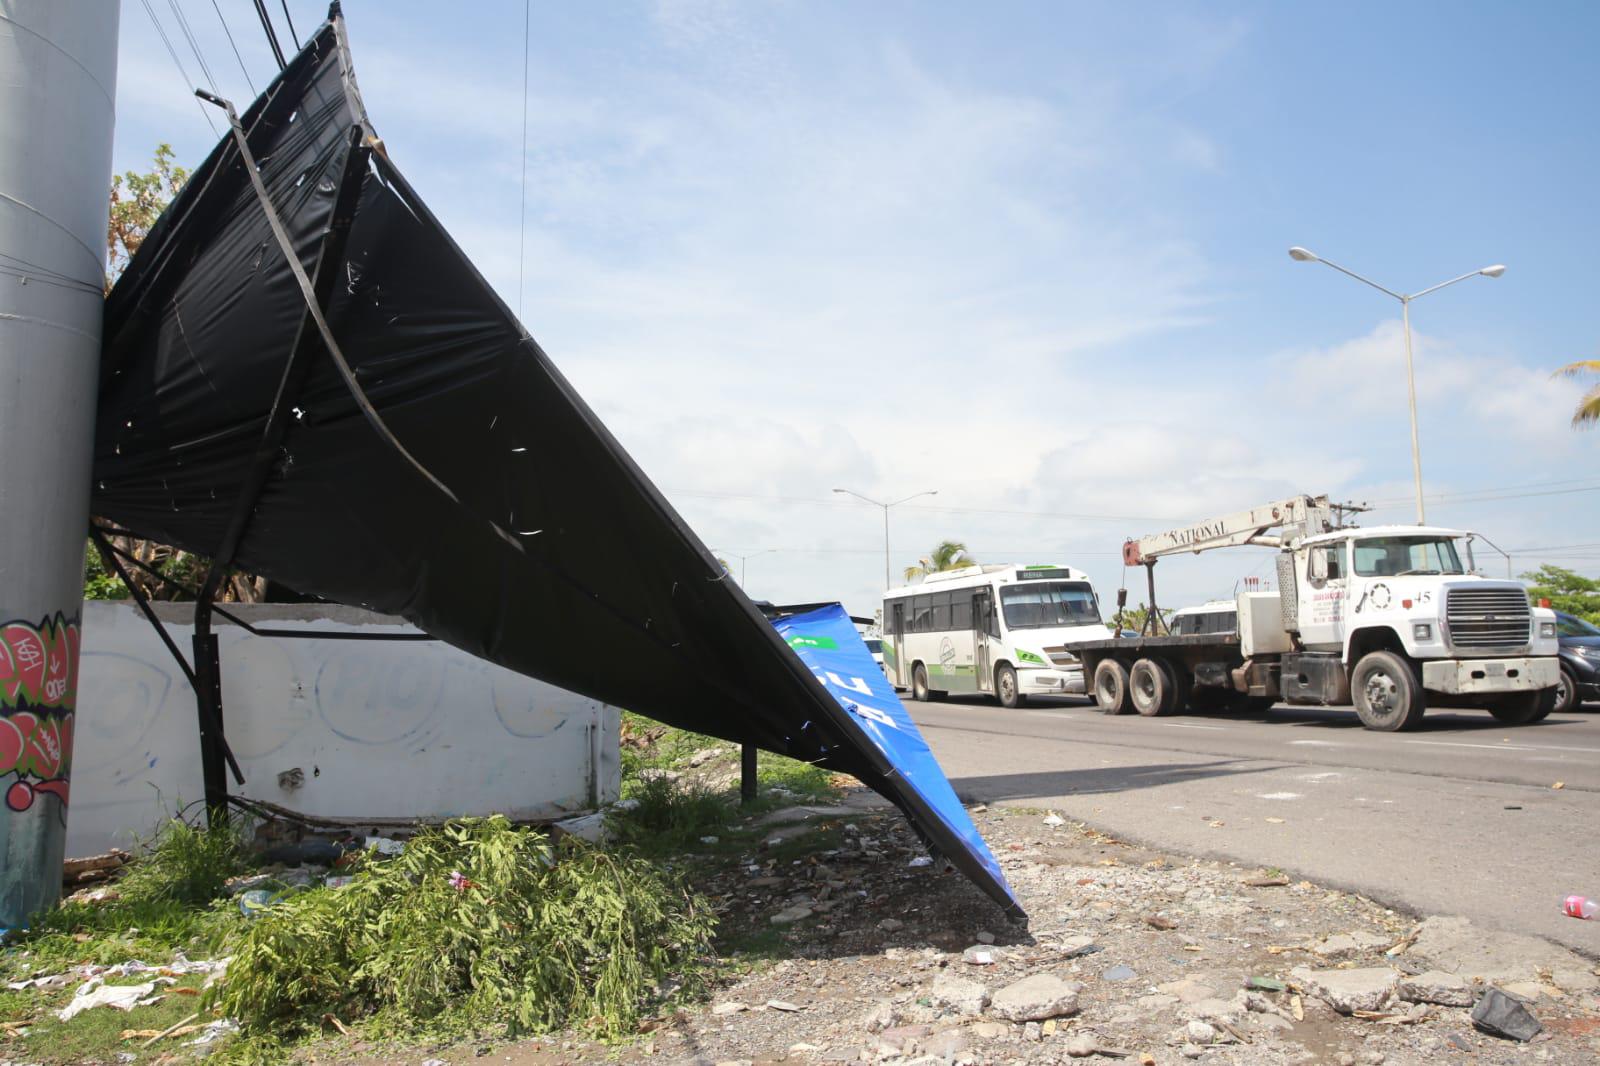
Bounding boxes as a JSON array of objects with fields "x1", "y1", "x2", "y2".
[
  {"x1": 1351, "y1": 536, "x2": 1464, "y2": 577},
  {"x1": 1557, "y1": 614, "x2": 1600, "y2": 638},
  {"x1": 1000, "y1": 581, "x2": 1101, "y2": 629}
]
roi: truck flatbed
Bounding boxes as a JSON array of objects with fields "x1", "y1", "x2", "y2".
[{"x1": 1072, "y1": 633, "x2": 1240, "y2": 654}]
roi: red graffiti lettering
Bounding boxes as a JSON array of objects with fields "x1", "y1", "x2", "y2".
[
  {"x1": 1, "y1": 614, "x2": 80, "y2": 817},
  {"x1": 0, "y1": 614, "x2": 80, "y2": 710}
]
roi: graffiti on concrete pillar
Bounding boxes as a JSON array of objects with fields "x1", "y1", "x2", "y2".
[{"x1": 0, "y1": 613, "x2": 79, "y2": 814}]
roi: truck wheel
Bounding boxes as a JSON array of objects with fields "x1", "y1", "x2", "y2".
[
  {"x1": 1130, "y1": 658, "x2": 1179, "y2": 716},
  {"x1": 1351, "y1": 651, "x2": 1426, "y2": 731},
  {"x1": 1553, "y1": 663, "x2": 1579, "y2": 714},
  {"x1": 1093, "y1": 659, "x2": 1132, "y2": 715},
  {"x1": 912, "y1": 664, "x2": 931, "y2": 702},
  {"x1": 996, "y1": 663, "x2": 1027, "y2": 708},
  {"x1": 1487, "y1": 688, "x2": 1557, "y2": 725}
]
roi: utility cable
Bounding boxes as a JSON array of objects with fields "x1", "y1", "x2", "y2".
[
  {"x1": 138, "y1": 0, "x2": 218, "y2": 135},
  {"x1": 210, "y1": 0, "x2": 257, "y2": 96},
  {"x1": 252, "y1": 0, "x2": 286, "y2": 69},
  {"x1": 166, "y1": 0, "x2": 218, "y2": 94},
  {"x1": 279, "y1": 0, "x2": 301, "y2": 49}
]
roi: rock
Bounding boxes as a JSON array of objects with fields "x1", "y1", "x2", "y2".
[
  {"x1": 860, "y1": 1001, "x2": 898, "y2": 1032},
  {"x1": 1410, "y1": 915, "x2": 1599, "y2": 994},
  {"x1": 1178, "y1": 997, "x2": 1243, "y2": 1024},
  {"x1": 1022, "y1": 1021, "x2": 1042, "y2": 1042},
  {"x1": 1290, "y1": 967, "x2": 1399, "y2": 1014},
  {"x1": 989, "y1": 973, "x2": 1083, "y2": 1022},
  {"x1": 969, "y1": 1021, "x2": 1008, "y2": 1040},
  {"x1": 929, "y1": 972, "x2": 990, "y2": 1016},
  {"x1": 1310, "y1": 930, "x2": 1389, "y2": 959},
  {"x1": 1358, "y1": 1051, "x2": 1386, "y2": 1065},
  {"x1": 1470, "y1": 986, "x2": 1543, "y2": 1042},
  {"x1": 1043, "y1": 813, "x2": 1066, "y2": 827},
  {"x1": 1158, "y1": 978, "x2": 1216, "y2": 1004},
  {"x1": 1397, "y1": 970, "x2": 1473, "y2": 1007},
  {"x1": 1056, "y1": 934, "x2": 1099, "y2": 958},
  {"x1": 1335, "y1": 1054, "x2": 1356, "y2": 1066},
  {"x1": 712, "y1": 1001, "x2": 748, "y2": 1015},
  {"x1": 1137, "y1": 994, "x2": 1180, "y2": 1012},
  {"x1": 878, "y1": 918, "x2": 904, "y2": 933},
  {"x1": 771, "y1": 905, "x2": 813, "y2": 925},
  {"x1": 1180, "y1": 1044, "x2": 1205, "y2": 1060},
  {"x1": 961, "y1": 946, "x2": 997, "y2": 966},
  {"x1": 1102, "y1": 964, "x2": 1137, "y2": 982},
  {"x1": 1065, "y1": 1033, "x2": 1097, "y2": 1057},
  {"x1": 1185, "y1": 1020, "x2": 1217, "y2": 1044},
  {"x1": 767, "y1": 1000, "x2": 804, "y2": 1012},
  {"x1": 878, "y1": 1024, "x2": 931, "y2": 1052},
  {"x1": 922, "y1": 1029, "x2": 969, "y2": 1058},
  {"x1": 974, "y1": 930, "x2": 995, "y2": 944}
]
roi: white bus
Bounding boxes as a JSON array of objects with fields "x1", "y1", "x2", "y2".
[{"x1": 881, "y1": 564, "x2": 1111, "y2": 708}]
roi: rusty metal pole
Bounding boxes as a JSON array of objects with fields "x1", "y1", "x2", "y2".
[{"x1": 0, "y1": 0, "x2": 121, "y2": 929}]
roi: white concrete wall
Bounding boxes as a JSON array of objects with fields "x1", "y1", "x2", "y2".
[{"x1": 68, "y1": 602, "x2": 620, "y2": 855}]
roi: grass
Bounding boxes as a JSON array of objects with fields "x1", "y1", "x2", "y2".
[{"x1": 3, "y1": 717, "x2": 855, "y2": 1065}]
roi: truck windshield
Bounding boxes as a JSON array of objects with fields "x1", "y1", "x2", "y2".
[
  {"x1": 1352, "y1": 536, "x2": 1464, "y2": 577},
  {"x1": 1000, "y1": 582, "x2": 1101, "y2": 629}
]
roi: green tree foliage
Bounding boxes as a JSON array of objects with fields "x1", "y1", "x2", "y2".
[
  {"x1": 903, "y1": 540, "x2": 977, "y2": 581},
  {"x1": 107, "y1": 144, "x2": 189, "y2": 289},
  {"x1": 82, "y1": 539, "x2": 128, "y2": 601},
  {"x1": 1522, "y1": 564, "x2": 1600, "y2": 623}
]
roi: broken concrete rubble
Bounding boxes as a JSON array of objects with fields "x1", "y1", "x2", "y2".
[
  {"x1": 988, "y1": 973, "x2": 1083, "y2": 1022},
  {"x1": 1290, "y1": 966, "x2": 1400, "y2": 1014}
]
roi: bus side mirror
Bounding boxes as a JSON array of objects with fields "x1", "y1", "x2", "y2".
[{"x1": 1116, "y1": 588, "x2": 1127, "y2": 609}]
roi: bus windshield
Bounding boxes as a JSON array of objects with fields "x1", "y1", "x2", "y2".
[
  {"x1": 1351, "y1": 535, "x2": 1465, "y2": 577},
  {"x1": 1000, "y1": 582, "x2": 1100, "y2": 629}
]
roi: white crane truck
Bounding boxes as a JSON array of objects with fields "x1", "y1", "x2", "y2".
[{"x1": 1073, "y1": 495, "x2": 1560, "y2": 731}]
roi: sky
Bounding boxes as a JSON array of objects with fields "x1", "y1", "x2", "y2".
[{"x1": 109, "y1": 0, "x2": 1600, "y2": 620}]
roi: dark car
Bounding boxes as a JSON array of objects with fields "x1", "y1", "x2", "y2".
[{"x1": 1552, "y1": 611, "x2": 1600, "y2": 713}]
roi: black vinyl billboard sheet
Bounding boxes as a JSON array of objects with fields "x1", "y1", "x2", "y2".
[{"x1": 94, "y1": 12, "x2": 1022, "y2": 920}]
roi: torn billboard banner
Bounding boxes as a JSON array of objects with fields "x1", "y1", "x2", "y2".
[
  {"x1": 92, "y1": 10, "x2": 1023, "y2": 920},
  {"x1": 772, "y1": 605, "x2": 1014, "y2": 909}
]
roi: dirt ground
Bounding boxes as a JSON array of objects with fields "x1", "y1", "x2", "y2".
[{"x1": 343, "y1": 795, "x2": 1600, "y2": 1066}]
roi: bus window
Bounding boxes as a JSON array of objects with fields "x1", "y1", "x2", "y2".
[
  {"x1": 931, "y1": 592, "x2": 951, "y2": 631},
  {"x1": 999, "y1": 582, "x2": 1101, "y2": 629},
  {"x1": 951, "y1": 595, "x2": 972, "y2": 630}
]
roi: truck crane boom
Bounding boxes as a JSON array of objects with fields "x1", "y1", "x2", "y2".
[{"x1": 1123, "y1": 494, "x2": 1335, "y2": 566}]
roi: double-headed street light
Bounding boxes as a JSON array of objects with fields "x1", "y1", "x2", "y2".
[
  {"x1": 1289, "y1": 247, "x2": 1505, "y2": 524},
  {"x1": 832, "y1": 488, "x2": 938, "y2": 591},
  {"x1": 713, "y1": 548, "x2": 776, "y2": 587}
]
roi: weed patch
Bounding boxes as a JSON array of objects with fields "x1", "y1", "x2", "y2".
[{"x1": 219, "y1": 816, "x2": 715, "y2": 1046}]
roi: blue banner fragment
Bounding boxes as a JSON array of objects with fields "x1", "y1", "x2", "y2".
[{"x1": 771, "y1": 604, "x2": 1021, "y2": 919}]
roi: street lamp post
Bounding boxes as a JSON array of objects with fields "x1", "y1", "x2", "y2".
[
  {"x1": 713, "y1": 548, "x2": 776, "y2": 587},
  {"x1": 832, "y1": 488, "x2": 939, "y2": 590},
  {"x1": 1288, "y1": 247, "x2": 1505, "y2": 525}
]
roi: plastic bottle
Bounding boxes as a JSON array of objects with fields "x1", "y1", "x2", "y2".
[{"x1": 1562, "y1": 895, "x2": 1597, "y2": 919}]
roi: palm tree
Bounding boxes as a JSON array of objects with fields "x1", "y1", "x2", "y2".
[
  {"x1": 903, "y1": 540, "x2": 978, "y2": 581},
  {"x1": 1557, "y1": 358, "x2": 1600, "y2": 427}
]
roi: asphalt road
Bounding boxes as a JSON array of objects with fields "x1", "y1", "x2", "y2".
[{"x1": 909, "y1": 694, "x2": 1600, "y2": 957}]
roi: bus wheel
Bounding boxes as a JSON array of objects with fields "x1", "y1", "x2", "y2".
[
  {"x1": 912, "y1": 664, "x2": 931, "y2": 702},
  {"x1": 996, "y1": 664, "x2": 1027, "y2": 708},
  {"x1": 1130, "y1": 657, "x2": 1179, "y2": 716},
  {"x1": 1093, "y1": 659, "x2": 1132, "y2": 715}
]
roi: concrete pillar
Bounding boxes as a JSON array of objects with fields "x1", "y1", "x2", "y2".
[{"x1": 0, "y1": 0, "x2": 121, "y2": 929}]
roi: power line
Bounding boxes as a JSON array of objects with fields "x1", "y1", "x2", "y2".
[
  {"x1": 165, "y1": 0, "x2": 218, "y2": 94},
  {"x1": 137, "y1": 0, "x2": 219, "y2": 135},
  {"x1": 251, "y1": 0, "x2": 286, "y2": 69},
  {"x1": 517, "y1": 0, "x2": 530, "y2": 319},
  {"x1": 210, "y1": 0, "x2": 257, "y2": 96},
  {"x1": 278, "y1": 0, "x2": 301, "y2": 49}
]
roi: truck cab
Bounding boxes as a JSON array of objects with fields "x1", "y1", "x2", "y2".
[{"x1": 1282, "y1": 525, "x2": 1558, "y2": 728}]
